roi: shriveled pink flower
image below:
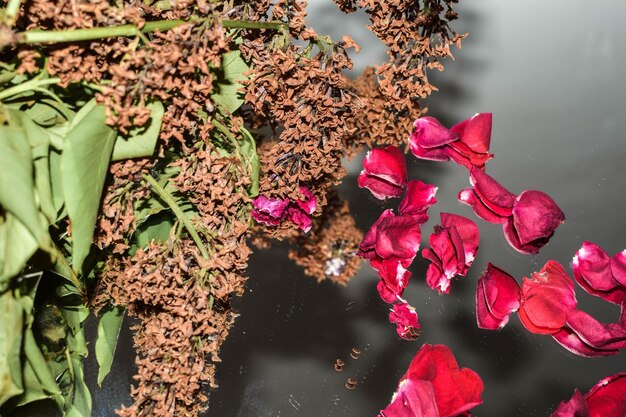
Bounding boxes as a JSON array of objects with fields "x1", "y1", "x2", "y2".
[
  {"x1": 503, "y1": 190, "x2": 565, "y2": 254},
  {"x1": 389, "y1": 302, "x2": 421, "y2": 340},
  {"x1": 518, "y1": 261, "x2": 577, "y2": 335},
  {"x1": 398, "y1": 180, "x2": 438, "y2": 224},
  {"x1": 552, "y1": 308, "x2": 626, "y2": 357},
  {"x1": 379, "y1": 344, "x2": 484, "y2": 417},
  {"x1": 358, "y1": 146, "x2": 408, "y2": 199},
  {"x1": 358, "y1": 209, "x2": 422, "y2": 267},
  {"x1": 252, "y1": 186, "x2": 317, "y2": 232},
  {"x1": 458, "y1": 167, "x2": 516, "y2": 224},
  {"x1": 573, "y1": 241, "x2": 626, "y2": 305},
  {"x1": 422, "y1": 213, "x2": 480, "y2": 294},
  {"x1": 251, "y1": 195, "x2": 290, "y2": 226},
  {"x1": 476, "y1": 263, "x2": 521, "y2": 330},
  {"x1": 551, "y1": 373, "x2": 626, "y2": 417},
  {"x1": 376, "y1": 259, "x2": 412, "y2": 303},
  {"x1": 410, "y1": 113, "x2": 493, "y2": 170}
]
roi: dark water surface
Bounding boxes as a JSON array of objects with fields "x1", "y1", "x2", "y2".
[{"x1": 90, "y1": 1, "x2": 626, "y2": 416}]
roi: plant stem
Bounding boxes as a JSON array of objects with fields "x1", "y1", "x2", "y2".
[
  {"x1": 0, "y1": 77, "x2": 60, "y2": 100},
  {"x1": 51, "y1": 242, "x2": 85, "y2": 296},
  {"x1": 12, "y1": 18, "x2": 287, "y2": 46},
  {"x1": 142, "y1": 174, "x2": 210, "y2": 260},
  {"x1": 3, "y1": 0, "x2": 21, "y2": 26}
]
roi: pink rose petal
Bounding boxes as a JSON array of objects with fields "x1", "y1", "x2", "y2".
[
  {"x1": 389, "y1": 302, "x2": 421, "y2": 340},
  {"x1": 573, "y1": 242, "x2": 626, "y2": 305},
  {"x1": 510, "y1": 190, "x2": 565, "y2": 249},
  {"x1": 287, "y1": 206, "x2": 312, "y2": 232},
  {"x1": 398, "y1": 180, "x2": 438, "y2": 224},
  {"x1": 552, "y1": 326, "x2": 620, "y2": 358},
  {"x1": 251, "y1": 195, "x2": 290, "y2": 226},
  {"x1": 295, "y1": 186, "x2": 317, "y2": 214},
  {"x1": 565, "y1": 309, "x2": 626, "y2": 351},
  {"x1": 550, "y1": 389, "x2": 588, "y2": 417},
  {"x1": 358, "y1": 146, "x2": 408, "y2": 200},
  {"x1": 518, "y1": 261, "x2": 577, "y2": 334},
  {"x1": 410, "y1": 115, "x2": 493, "y2": 169},
  {"x1": 470, "y1": 168, "x2": 517, "y2": 218},
  {"x1": 476, "y1": 264, "x2": 521, "y2": 330}
]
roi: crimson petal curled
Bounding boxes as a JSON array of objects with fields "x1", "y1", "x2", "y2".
[
  {"x1": 399, "y1": 180, "x2": 438, "y2": 224},
  {"x1": 379, "y1": 344, "x2": 484, "y2": 417},
  {"x1": 410, "y1": 114, "x2": 493, "y2": 170},
  {"x1": 422, "y1": 213, "x2": 480, "y2": 294},
  {"x1": 476, "y1": 264, "x2": 521, "y2": 330},
  {"x1": 503, "y1": 190, "x2": 565, "y2": 254},
  {"x1": 358, "y1": 146, "x2": 408, "y2": 200},
  {"x1": 358, "y1": 209, "x2": 421, "y2": 267},
  {"x1": 458, "y1": 167, "x2": 516, "y2": 224},
  {"x1": 551, "y1": 373, "x2": 626, "y2": 417},
  {"x1": 518, "y1": 261, "x2": 577, "y2": 335},
  {"x1": 572, "y1": 241, "x2": 626, "y2": 305},
  {"x1": 376, "y1": 259, "x2": 412, "y2": 303},
  {"x1": 251, "y1": 195, "x2": 289, "y2": 226},
  {"x1": 389, "y1": 302, "x2": 421, "y2": 340}
]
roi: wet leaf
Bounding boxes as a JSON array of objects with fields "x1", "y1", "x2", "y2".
[
  {"x1": 95, "y1": 305, "x2": 125, "y2": 386},
  {"x1": 61, "y1": 99, "x2": 116, "y2": 273},
  {"x1": 211, "y1": 50, "x2": 249, "y2": 113},
  {"x1": 112, "y1": 101, "x2": 164, "y2": 161}
]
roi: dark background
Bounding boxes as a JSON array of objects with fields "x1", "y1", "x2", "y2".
[{"x1": 90, "y1": 1, "x2": 626, "y2": 416}]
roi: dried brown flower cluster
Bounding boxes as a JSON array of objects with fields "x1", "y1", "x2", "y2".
[
  {"x1": 289, "y1": 196, "x2": 363, "y2": 285},
  {"x1": 339, "y1": 0, "x2": 466, "y2": 148}
]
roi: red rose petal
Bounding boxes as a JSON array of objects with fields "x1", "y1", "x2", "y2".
[
  {"x1": 445, "y1": 141, "x2": 493, "y2": 170},
  {"x1": 550, "y1": 389, "x2": 588, "y2": 417},
  {"x1": 470, "y1": 167, "x2": 517, "y2": 217},
  {"x1": 403, "y1": 344, "x2": 484, "y2": 417},
  {"x1": 379, "y1": 380, "x2": 440, "y2": 417},
  {"x1": 611, "y1": 250, "x2": 626, "y2": 286},
  {"x1": 377, "y1": 259, "x2": 412, "y2": 303},
  {"x1": 518, "y1": 261, "x2": 577, "y2": 334},
  {"x1": 375, "y1": 215, "x2": 422, "y2": 261},
  {"x1": 585, "y1": 373, "x2": 626, "y2": 417},
  {"x1": 252, "y1": 195, "x2": 290, "y2": 224},
  {"x1": 512, "y1": 190, "x2": 565, "y2": 246},
  {"x1": 389, "y1": 302, "x2": 421, "y2": 340},
  {"x1": 359, "y1": 146, "x2": 408, "y2": 200},
  {"x1": 296, "y1": 186, "x2": 316, "y2": 214},
  {"x1": 565, "y1": 309, "x2": 626, "y2": 351},
  {"x1": 358, "y1": 209, "x2": 395, "y2": 260},
  {"x1": 552, "y1": 326, "x2": 620, "y2": 357},
  {"x1": 503, "y1": 217, "x2": 550, "y2": 254},
  {"x1": 441, "y1": 213, "x2": 480, "y2": 264},
  {"x1": 458, "y1": 188, "x2": 509, "y2": 224},
  {"x1": 450, "y1": 113, "x2": 493, "y2": 154},
  {"x1": 399, "y1": 180, "x2": 438, "y2": 224},
  {"x1": 287, "y1": 206, "x2": 312, "y2": 232},
  {"x1": 476, "y1": 264, "x2": 521, "y2": 330}
]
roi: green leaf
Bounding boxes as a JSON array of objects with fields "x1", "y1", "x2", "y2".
[
  {"x1": 18, "y1": 331, "x2": 62, "y2": 407},
  {"x1": 211, "y1": 50, "x2": 249, "y2": 113},
  {"x1": 60, "y1": 99, "x2": 116, "y2": 273},
  {"x1": 0, "y1": 213, "x2": 39, "y2": 288},
  {"x1": 0, "y1": 290, "x2": 24, "y2": 407},
  {"x1": 64, "y1": 355, "x2": 91, "y2": 417},
  {"x1": 0, "y1": 108, "x2": 48, "y2": 247},
  {"x1": 95, "y1": 306, "x2": 125, "y2": 386},
  {"x1": 112, "y1": 101, "x2": 164, "y2": 161},
  {"x1": 48, "y1": 149, "x2": 65, "y2": 220},
  {"x1": 16, "y1": 112, "x2": 57, "y2": 225}
]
